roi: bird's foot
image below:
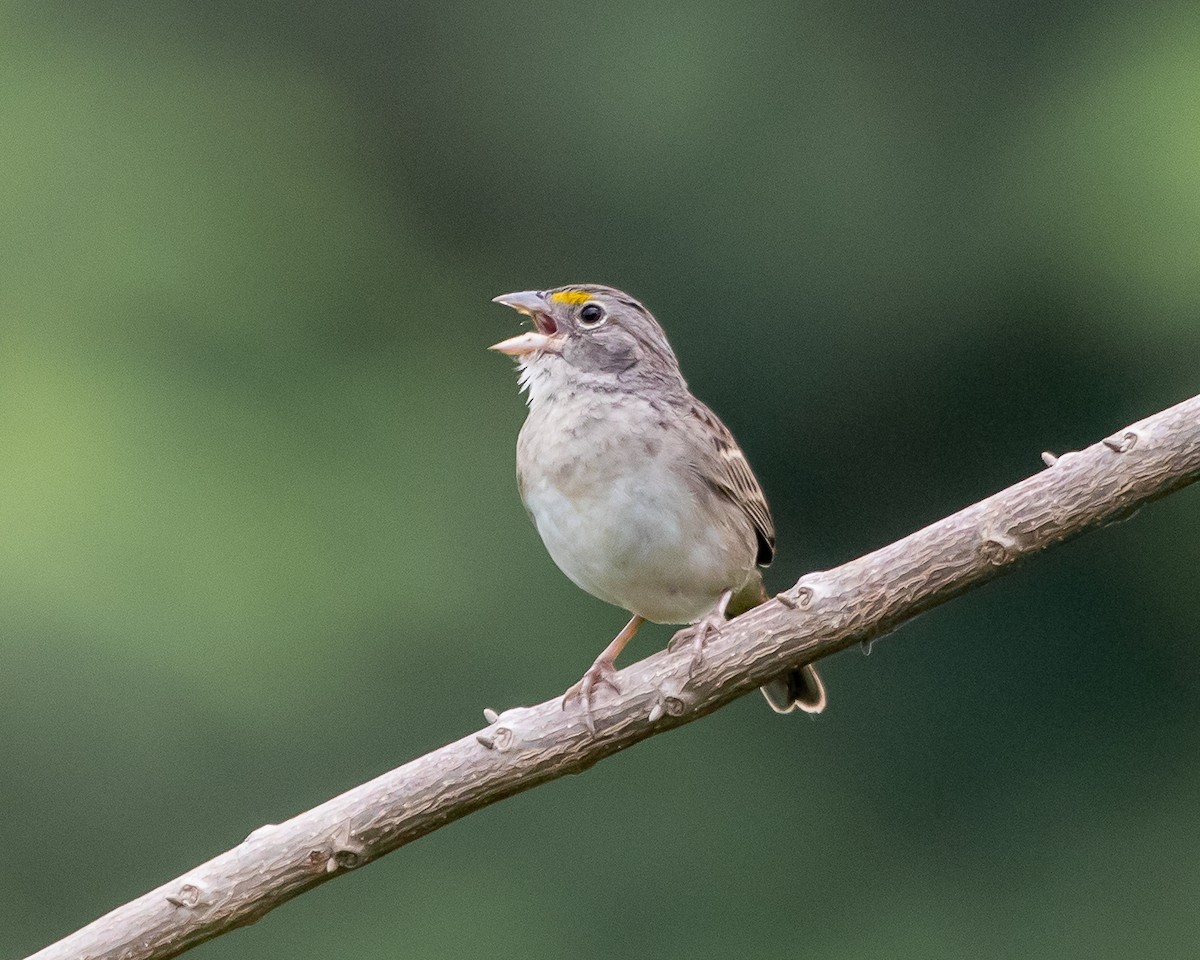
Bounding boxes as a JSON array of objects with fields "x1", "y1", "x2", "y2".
[
  {"x1": 669, "y1": 608, "x2": 726, "y2": 678},
  {"x1": 562, "y1": 657, "x2": 621, "y2": 735}
]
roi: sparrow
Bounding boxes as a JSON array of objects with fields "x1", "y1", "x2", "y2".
[{"x1": 490, "y1": 284, "x2": 825, "y2": 727}]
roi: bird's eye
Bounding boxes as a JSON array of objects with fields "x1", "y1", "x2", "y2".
[{"x1": 578, "y1": 303, "x2": 605, "y2": 326}]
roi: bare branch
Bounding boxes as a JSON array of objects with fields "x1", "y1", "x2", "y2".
[{"x1": 27, "y1": 393, "x2": 1200, "y2": 960}]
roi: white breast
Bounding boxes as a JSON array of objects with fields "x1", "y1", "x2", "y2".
[{"x1": 517, "y1": 385, "x2": 754, "y2": 624}]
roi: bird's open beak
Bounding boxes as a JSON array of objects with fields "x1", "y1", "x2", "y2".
[{"x1": 490, "y1": 290, "x2": 563, "y2": 356}]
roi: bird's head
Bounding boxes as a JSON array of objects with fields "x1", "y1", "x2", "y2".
[{"x1": 490, "y1": 285, "x2": 684, "y2": 389}]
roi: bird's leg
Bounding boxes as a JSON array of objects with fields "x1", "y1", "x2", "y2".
[
  {"x1": 563, "y1": 614, "x2": 644, "y2": 732},
  {"x1": 669, "y1": 588, "x2": 734, "y2": 676}
]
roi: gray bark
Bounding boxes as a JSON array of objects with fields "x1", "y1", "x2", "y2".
[{"x1": 26, "y1": 393, "x2": 1200, "y2": 960}]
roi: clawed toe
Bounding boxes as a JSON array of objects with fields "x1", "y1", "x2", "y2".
[
  {"x1": 670, "y1": 614, "x2": 723, "y2": 676},
  {"x1": 562, "y1": 614, "x2": 643, "y2": 735},
  {"x1": 671, "y1": 589, "x2": 735, "y2": 678},
  {"x1": 562, "y1": 660, "x2": 621, "y2": 734},
  {"x1": 564, "y1": 660, "x2": 621, "y2": 702}
]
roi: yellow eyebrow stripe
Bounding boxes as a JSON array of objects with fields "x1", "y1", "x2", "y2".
[{"x1": 549, "y1": 290, "x2": 593, "y2": 305}]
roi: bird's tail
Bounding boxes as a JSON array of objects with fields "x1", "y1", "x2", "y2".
[
  {"x1": 730, "y1": 574, "x2": 828, "y2": 716},
  {"x1": 759, "y1": 664, "x2": 827, "y2": 714}
]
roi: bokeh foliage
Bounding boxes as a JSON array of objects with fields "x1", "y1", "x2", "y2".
[{"x1": 2, "y1": 1, "x2": 1199, "y2": 957}]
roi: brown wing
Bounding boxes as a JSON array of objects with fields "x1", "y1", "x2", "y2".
[{"x1": 688, "y1": 401, "x2": 776, "y2": 566}]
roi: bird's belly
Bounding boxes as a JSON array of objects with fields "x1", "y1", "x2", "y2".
[{"x1": 522, "y1": 463, "x2": 746, "y2": 624}]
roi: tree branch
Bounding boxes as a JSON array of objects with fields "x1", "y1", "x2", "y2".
[{"x1": 27, "y1": 393, "x2": 1200, "y2": 960}]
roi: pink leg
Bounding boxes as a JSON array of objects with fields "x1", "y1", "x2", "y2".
[
  {"x1": 669, "y1": 588, "x2": 734, "y2": 674},
  {"x1": 563, "y1": 614, "x2": 645, "y2": 733}
]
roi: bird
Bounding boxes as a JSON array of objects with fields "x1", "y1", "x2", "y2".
[{"x1": 489, "y1": 284, "x2": 825, "y2": 727}]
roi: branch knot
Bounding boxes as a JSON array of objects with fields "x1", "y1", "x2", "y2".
[
  {"x1": 1103, "y1": 430, "x2": 1139, "y2": 454},
  {"x1": 164, "y1": 883, "x2": 204, "y2": 910},
  {"x1": 979, "y1": 531, "x2": 1018, "y2": 566}
]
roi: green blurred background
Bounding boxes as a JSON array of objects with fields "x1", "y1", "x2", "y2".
[{"x1": 3, "y1": 1, "x2": 1199, "y2": 957}]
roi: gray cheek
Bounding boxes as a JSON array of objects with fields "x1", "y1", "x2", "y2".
[
  {"x1": 587, "y1": 334, "x2": 639, "y2": 373},
  {"x1": 561, "y1": 325, "x2": 636, "y2": 372},
  {"x1": 596, "y1": 350, "x2": 637, "y2": 374}
]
